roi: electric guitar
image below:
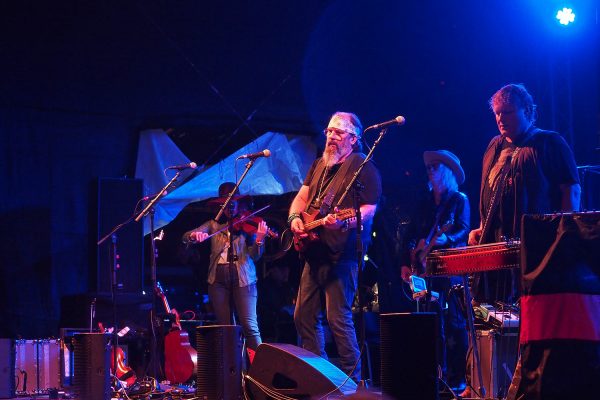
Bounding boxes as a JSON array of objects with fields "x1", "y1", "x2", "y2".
[
  {"x1": 410, "y1": 222, "x2": 453, "y2": 275},
  {"x1": 155, "y1": 282, "x2": 197, "y2": 383},
  {"x1": 292, "y1": 208, "x2": 356, "y2": 252}
]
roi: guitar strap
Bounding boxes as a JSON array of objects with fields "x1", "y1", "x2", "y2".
[
  {"x1": 305, "y1": 153, "x2": 366, "y2": 215},
  {"x1": 425, "y1": 190, "x2": 459, "y2": 243}
]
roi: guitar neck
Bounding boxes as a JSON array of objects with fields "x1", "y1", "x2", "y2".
[{"x1": 304, "y1": 218, "x2": 327, "y2": 231}]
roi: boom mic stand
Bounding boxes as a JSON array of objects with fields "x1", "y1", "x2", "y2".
[
  {"x1": 213, "y1": 158, "x2": 259, "y2": 364},
  {"x1": 337, "y1": 127, "x2": 389, "y2": 387},
  {"x1": 133, "y1": 170, "x2": 183, "y2": 379}
]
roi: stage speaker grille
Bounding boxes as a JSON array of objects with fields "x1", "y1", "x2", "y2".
[
  {"x1": 196, "y1": 325, "x2": 243, "y2": 400},
  {"x1": 247, "y1": 343, "x2": 357, "y2": 399},
  {"x1": 380, "y1": 312, "x2": 439, "y2": 400},
  {"x1": 73, "y1": 333, "x2": 111, "y2": 400}
]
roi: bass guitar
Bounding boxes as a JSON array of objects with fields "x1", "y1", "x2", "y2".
[
  {"x1": 292, "y1": 208, "x2": 356, "y2": 252},
  {"x1": 155, "y1": 282, "x2": 197, "y2": 383}
]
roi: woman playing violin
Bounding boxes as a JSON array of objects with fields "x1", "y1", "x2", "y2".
[{"x1": 182, "y1": 182, "x2": 267, "y2": 350}]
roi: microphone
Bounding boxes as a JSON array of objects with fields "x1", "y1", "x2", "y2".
[
  {"x1": 237, "y1": 149, "x2": 271, "y2": 160},
  {"x1": 166, "y1": 162, "x2": 197, "y2": 170},
  {"x1": 366, "y1": 116, "x2": 406, "y2": 130}
]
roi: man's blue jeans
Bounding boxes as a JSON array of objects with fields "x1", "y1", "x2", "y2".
[
  {"x1": 208, "y1": 263, "x2": 262, "y2": 350},
  {"x1": 293, "y1": 260, "x2": 361, "y2": 382}
]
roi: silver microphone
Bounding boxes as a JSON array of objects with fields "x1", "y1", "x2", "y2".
[
  {"x1": 366, "y1": 116, "x2": 406, "y2": 130},
  {"x1": 237, "y1": 149, "x2": 271, "y2": 160}
]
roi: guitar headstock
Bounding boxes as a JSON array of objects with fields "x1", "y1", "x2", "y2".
[{"x1": 155, "y1": 282, "x2": 165, "y2": 297}]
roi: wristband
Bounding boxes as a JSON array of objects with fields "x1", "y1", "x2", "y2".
[{"x1": 287, "y1": 213, "x2": 301, "y2": 226}]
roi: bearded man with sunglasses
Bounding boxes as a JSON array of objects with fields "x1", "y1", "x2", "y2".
[{"x1": 288, "y1": 111, "x2": 382, "y2": 383}]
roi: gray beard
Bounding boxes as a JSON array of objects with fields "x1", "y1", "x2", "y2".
[
  {"x1": 323, "y1": 143, "x2": 352, "y2": 167},
  {"x1": 323, "y1": 147, "x2": 341, "y2": 167}
]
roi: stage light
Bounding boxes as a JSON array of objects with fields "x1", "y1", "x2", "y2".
[{"x1": 556, "y1": 7, "x2": 575, "y2": 26}]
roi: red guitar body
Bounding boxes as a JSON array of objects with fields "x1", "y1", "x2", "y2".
[
  {"x1": 156, "y1": 282, "x2": 197, "y2": 383},
  {"x1": 164, "y1": 329, "x2": 196, "y2": 384},
  {"x1": 293, "y1": 208, "x2": 355, "y2": 252}
]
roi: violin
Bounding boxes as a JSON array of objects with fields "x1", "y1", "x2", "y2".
[{"x1": 232, "y1": 211, "x2": 278, "y2": 239}]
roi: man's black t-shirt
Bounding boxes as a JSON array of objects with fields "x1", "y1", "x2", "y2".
[{"x1": 301, "y1": 153, "x2": 382, "y2": 264}]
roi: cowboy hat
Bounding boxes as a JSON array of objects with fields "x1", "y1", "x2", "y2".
[{"x1": 423, "y1": 150, "x2": 465, "y2": 185}]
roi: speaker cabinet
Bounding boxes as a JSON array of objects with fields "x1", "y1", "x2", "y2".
[
  {"x1": 380, "y1": 312, "x2": 439, "y2": 400},
  {"x1": 196, "y1": 325, "x2": 243, "y2": 400},
  {"x1": 247, "y1": 343, "x2": 357, "y2": 399},
  {"x1": 93, "y1": 178, "x2": 144, "y2": 294},
  {"x1": 73, "y1": 333, "x2": 111, "y2": 400},
  {"x1": 0, "y1": 339, "x2": 15, "y2": 399}
]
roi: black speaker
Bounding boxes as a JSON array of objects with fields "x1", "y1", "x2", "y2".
[
  {"x1": 93, "y1": 178, "x2": 144, "y2": 294},
  {"x1": 73, "y1": 333, "x2": 111, "y2": 400},
  {"x1": 0, "y1": 339, "x2": 15, "y2": 399},
  {"x1": 247, "y1": 343, "x2": 357, "y2": 399},
  {"x1": 196, "y1": 325, "x2": 243, "y2": 400},
  {"x1": 380, "y1": 312, "x2": 439, "y2": 400}
]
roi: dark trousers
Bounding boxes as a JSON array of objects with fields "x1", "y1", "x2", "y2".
[{"x1": 293, "y1": 260, "x2": 361, "y2": 383}]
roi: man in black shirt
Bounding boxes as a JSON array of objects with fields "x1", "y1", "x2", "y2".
[
  {"x1": 468, "y1": 83, "x2": 580, "y2": 303},
  {"x1": 288, "y1": 111, "x2": 382, "y2": 383},
  {"x1": 461, "y1": 83, "x2": 580, "y2": 398}
]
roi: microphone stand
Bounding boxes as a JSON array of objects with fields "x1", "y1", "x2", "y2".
[
  {"x1": 213, "y1": 158, "x2": 258, "y2": 361},
  {"x1": 133, "y1": 170, "x2": 183, "y2": 379},
  {"x1": 337, "y1": 127, "x2": 389, "y2": 387},
  {"x1": 214, "y1": 158, "x2": 256, "y2": 221}
]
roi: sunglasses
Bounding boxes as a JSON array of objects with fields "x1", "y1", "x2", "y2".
[{"x1": 425, "y1": 162, "x2": 442, "y2": 171}]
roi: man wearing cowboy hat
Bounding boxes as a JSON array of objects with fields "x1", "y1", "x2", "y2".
[
  {"x1": 183, "y1": 182, "x2": 267, "y2": 351},
  {"x1": 289, "y1": 111, "x2": 382, "y2": 383},
  {"x1": 399, "y1": 149, "x2": 470, "y2": 391}
]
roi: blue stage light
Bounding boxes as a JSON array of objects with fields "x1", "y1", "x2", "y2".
[{"x1": 556, "y1": 7, "x2": 575, "y2": 25}]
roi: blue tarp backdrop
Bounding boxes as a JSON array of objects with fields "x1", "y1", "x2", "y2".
[{"x1": 136, "y1": 130, "x2": 316, "y2": 234}]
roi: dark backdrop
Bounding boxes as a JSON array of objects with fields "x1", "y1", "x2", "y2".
[{"x1": 0, "y1": 0, "x2": 598, "y2": 338}]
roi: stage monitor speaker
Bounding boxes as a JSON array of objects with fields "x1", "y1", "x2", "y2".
[
  {"x1": 247, "y1": 343, "x2": 357, "y2": 399},
  {"x1": 93, "y1": 178, "x2": 144, "y2": 294},
  {"x1": 73, "y1": 333, "x2": 111, "y2": 400},
  {"x1": 196, "y1": 325, "x2": 243, "y2": 400},
  {"x1": 380, "y1": 312, "x2": 439, "y2": 400},
  {"x1": 0, "y1": 339, "x2": 15, "y2": 399}
]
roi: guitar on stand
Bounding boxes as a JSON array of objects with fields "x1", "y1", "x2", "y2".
[
  {"x1": 291, "y1": 208, "x2": 356, "y2": 252},
  {"x1": 155, "y1": 282, "x2": 197, "y2": 383}
]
